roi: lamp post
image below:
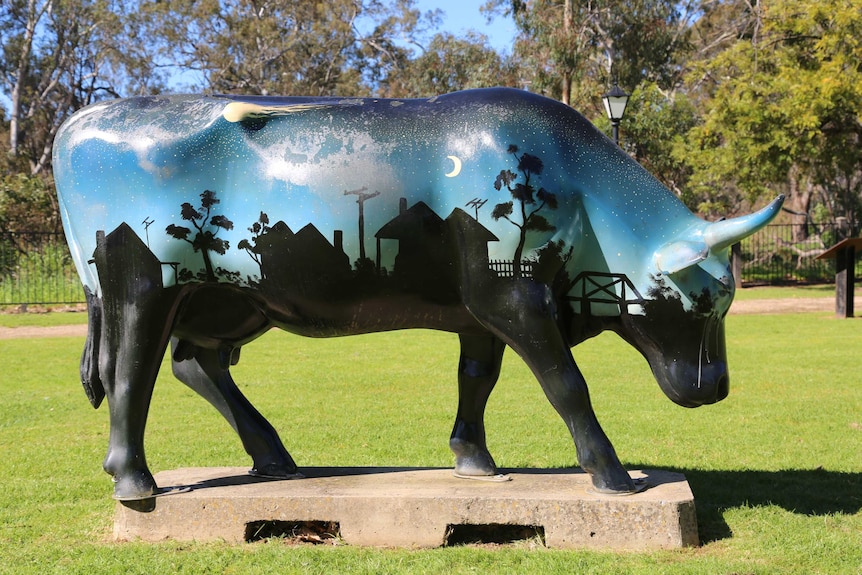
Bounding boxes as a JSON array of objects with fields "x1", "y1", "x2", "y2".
[{"x1": 602, "y1": 84, "x2": 630, "y2": 146}]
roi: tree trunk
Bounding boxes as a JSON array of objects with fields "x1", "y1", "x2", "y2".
[
  {"x1": 10, "y1": 0, "x2": 45, "y2": 157},
  {"x1": 561, "y1": 0, "x2": 572, "y2": 106},
  {"x1": 788, "y1": 166, "x2": 813, "y2": 242}
]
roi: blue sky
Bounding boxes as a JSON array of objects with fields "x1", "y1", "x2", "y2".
[{"x1": 413, "y1": 0, "x2": 516, "y2": 54}]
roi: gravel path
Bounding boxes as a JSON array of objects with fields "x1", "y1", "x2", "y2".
[
  {"x1": 1, "y1": 296, "x2": 854, "y2": 340},
  {"x1": 0, "y1": 324, "x2": 88, "y2": 339}
]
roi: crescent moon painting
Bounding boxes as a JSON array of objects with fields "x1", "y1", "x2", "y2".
[{"x1": 444, "y1": 155, "x2": 462, "y2": 177}]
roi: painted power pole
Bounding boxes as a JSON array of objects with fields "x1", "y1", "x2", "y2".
[{"x1": 344, "y1": 186, "x2": 380, "y2": 261}]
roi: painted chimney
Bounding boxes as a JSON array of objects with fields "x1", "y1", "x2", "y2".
[
  {"x1": 333, "y1": 230, "x2": 344, "y2": 252},
  {"x1": 399, "y1": 197, "x2": 407, "y2": 215}
]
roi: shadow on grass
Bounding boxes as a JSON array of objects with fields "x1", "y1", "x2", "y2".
[{"x1": 641, "y1": 466, "x2": 862, "y2": 543}]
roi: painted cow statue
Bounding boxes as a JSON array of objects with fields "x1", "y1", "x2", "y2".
[{"x1": 53, "y1": 88, "x2": 782, "y2": 500}]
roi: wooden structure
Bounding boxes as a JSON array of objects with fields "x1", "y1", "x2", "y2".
[{"x1": 816, "y1": 238, "x2": 862, "y2": 318}]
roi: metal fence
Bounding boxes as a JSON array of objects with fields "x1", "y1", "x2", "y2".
[
  {"x1": 736, "y1": 221, "x2": 860, "y2": 285},
  {"x1": 0, "y1": 232, "x2": 85, "y2": 305},
  {"x1": 1, "y1": 224, "x2": 860, "y2": 305}
]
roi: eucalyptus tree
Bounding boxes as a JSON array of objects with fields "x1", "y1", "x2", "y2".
[
  {"x1": 381, "y1": 31, "x2": 520, "y2": 97},
  {"x1": 0, "y1": 0, "x2": 135, "y2": 232},
  {"x1": 1, "y1": 0, "x2": 127, "y2": 175},
  {"x1": 678, "y1": 0, "x2": 862, "y2": 225},
  {"x1": 482, "y1": 0, "x2": 698, "y2": 109},
  {"x1": 132, "y1": 0, "x2": 436, "y2": 96}
]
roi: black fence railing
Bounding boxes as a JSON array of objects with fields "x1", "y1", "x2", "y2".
[
  {"x1": 1, "y1": 223, "x2": 860, "y2": 305},
  {"x1": 736, "y1": 221, "x2": 861, "y2": 285},
  {"x1": 0, "y1": 232, "x2": 85, "y2": 305}
]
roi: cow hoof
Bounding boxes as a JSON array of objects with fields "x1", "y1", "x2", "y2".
[
  {"x1": 249, "y1": 465, "x2": 305, "y2": 480},
  {"x1": 453, "y1": 471, "x2": 512, "y2": 482},
  {"x1": 450, "y1": 437, "x2": 497, "y2": 477},
  {"x1": 111, "y1": 470, "x2": 158, "y2": 501},
  {"x1": 588, "y1": 474, "x2": 647, "y2": 495}
]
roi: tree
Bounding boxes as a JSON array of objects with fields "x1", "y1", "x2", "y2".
[
  {"x1": 133, "y1": 0, "x2": 435, "y2": 96},
  {"x1": 491, "y1": 145, "x2": 558, "y2": 278},
  {"x1": 381, "y1": 31, "x2": 520, "y2": 96},
  {"x1": 1, "y1": 0, "x2": 127, "y2": 174},
  {"x1": 1, "y1": 0, "x2": 145, "y2": 232},
  {"x1": 677, "y1": 0, "x2": 862, "y2": 225},
  {"x1": 166, "y1": 190, "x2": 234, "y2": 282},
  {"x1": 0, "y1": 171, "x2": 59, "y2": 233},
  {"x1": 483, "y1": 0, "x2": 697, "y2": 108},
  {"x1": 237, "y1": 211, "x2": 271, "y2": 280}
]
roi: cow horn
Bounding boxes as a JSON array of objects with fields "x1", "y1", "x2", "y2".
[{"x1": 704, "y1": 195, "x2": 785, "y2": 251}]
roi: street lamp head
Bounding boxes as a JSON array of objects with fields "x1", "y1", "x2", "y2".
[{"x1": 602, "y1": 84, "x2": 630, "y2": 123}]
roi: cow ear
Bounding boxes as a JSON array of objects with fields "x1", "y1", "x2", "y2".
[{"x1": 654, "y1": 240, "x2": 709, "y2": 275}]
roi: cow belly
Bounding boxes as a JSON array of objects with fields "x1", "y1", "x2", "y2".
[
  {"x1": 260, "y1": 293, "x2": 485, "y2": 338},
  {"x1": 170, "y1": 284, "x2": 484, "y2": 348}
]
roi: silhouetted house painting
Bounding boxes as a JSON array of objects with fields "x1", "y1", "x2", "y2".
[
  {"x1": 255, "y1": 220, "x2": 293, "y2": 271},
  {"x1": 444, "y1": 208, "x2": 499, "y2": 272},
  {"x1": 257, "y1": 220, "x2": 351, "y2": 294},
  {"x1": 97, "y1": 223, "x2": 165, "y2": 289},
  {"x1": 374, "y1": 198, "x2": 499, "y2": 302},
  {"x1": 375, "y1": 199, "x2": 449, "y2": 281},
  {"x1": 293, "y1": 224, "x2": 351, "y2": 279}
]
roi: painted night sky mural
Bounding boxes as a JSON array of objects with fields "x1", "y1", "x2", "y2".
[{"x1": 53, "y1": 89, "x2": 708, "y2": 313}]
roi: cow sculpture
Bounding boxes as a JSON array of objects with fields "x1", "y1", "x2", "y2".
[{"x1": 53, "y1": 88, "x2": 783, "y2": 501}]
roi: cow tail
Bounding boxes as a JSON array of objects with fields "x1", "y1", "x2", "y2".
[{"x1": 80, "y1": 286, "x2": 105, "y2": 409}]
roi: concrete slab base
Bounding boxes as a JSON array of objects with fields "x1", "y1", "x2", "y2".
[{"x1": 113, "y1": 467, "x2": 698, "y2": 549}]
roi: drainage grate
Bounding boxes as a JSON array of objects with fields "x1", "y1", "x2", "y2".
[
  {"x1": 245, "y1": 520, "x2": 341, "y2": 544},
  {"x1": 445, "y1": 523, "x2": 546, "y2": 547}
]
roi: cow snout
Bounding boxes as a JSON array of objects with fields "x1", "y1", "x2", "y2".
[{"x1": 661, "y1": 360, "x2": 729, "y2": 408}]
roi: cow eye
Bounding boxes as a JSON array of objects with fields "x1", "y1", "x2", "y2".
[{"x1": 240, "y1": 117, "x2": 268, "y2": 132}]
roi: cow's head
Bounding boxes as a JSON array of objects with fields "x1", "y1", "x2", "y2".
[{"x1": 619, "y1": 196, "x2": 784, "y2": 408}]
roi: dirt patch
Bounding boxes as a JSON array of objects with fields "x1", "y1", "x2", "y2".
[
  {"x1": 729, "y1": 297, "x2": 855, "y2": 315},
  {"x1": 0, "y1": 324, "x2": 87, "y2": 339}
]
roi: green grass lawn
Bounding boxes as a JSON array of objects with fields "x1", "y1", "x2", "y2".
[{"x1": 1, "y1": 314, "x2": 860, "y2": 573}]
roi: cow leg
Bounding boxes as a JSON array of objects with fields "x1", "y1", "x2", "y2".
[
  {"x1": 467, "y1": 282, "x2": 636, "y2": 494},
  {"x1": 170, "y1": 339, "x2": 298, "y2": 477},
  {"x1": 98, "y1": 292, "x2": 176, "y2": 500},
  {"x1": 450, "y1": 333, "x2": 506, "y2": 477},
  {"x1": 92, "y1": 228, "x2": 183, "y2": 500}
]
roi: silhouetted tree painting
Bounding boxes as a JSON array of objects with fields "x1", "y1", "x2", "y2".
[
  {"x1": 238, "y1": 211, "x2": 272, "y2": 281},
  {"x1": 166, "y1": 189, "x2": 234, "y2": 282},
  {"x1": 491, "y1": 145, "x2": 558, "y2": 278}
]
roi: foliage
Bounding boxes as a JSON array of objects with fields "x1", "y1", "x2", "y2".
[
  {"x1": 0, "y1": 315, "x2": 860, "y2": 572},
  {"x1": 130, "y1": 0, "x2": 439, "y2": 97},
  {"x1": 677, "y1": 0, "x2": 862, "y2": 220},
  {"x1": 594, "y1": 82, "x2": 699, "y2": 199},
  {"x1": 0, "y1": 0, "x2": 130, "y2": 174},
  {"x1": 483, "y1": 0, "x2": 696, "y2": 107},
  {"x1": 0, "y1": 172, "x2": 59, "y2": 233},
  {"x1": 382, "y1": 31, "x2": 520, "y2": 96}
]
